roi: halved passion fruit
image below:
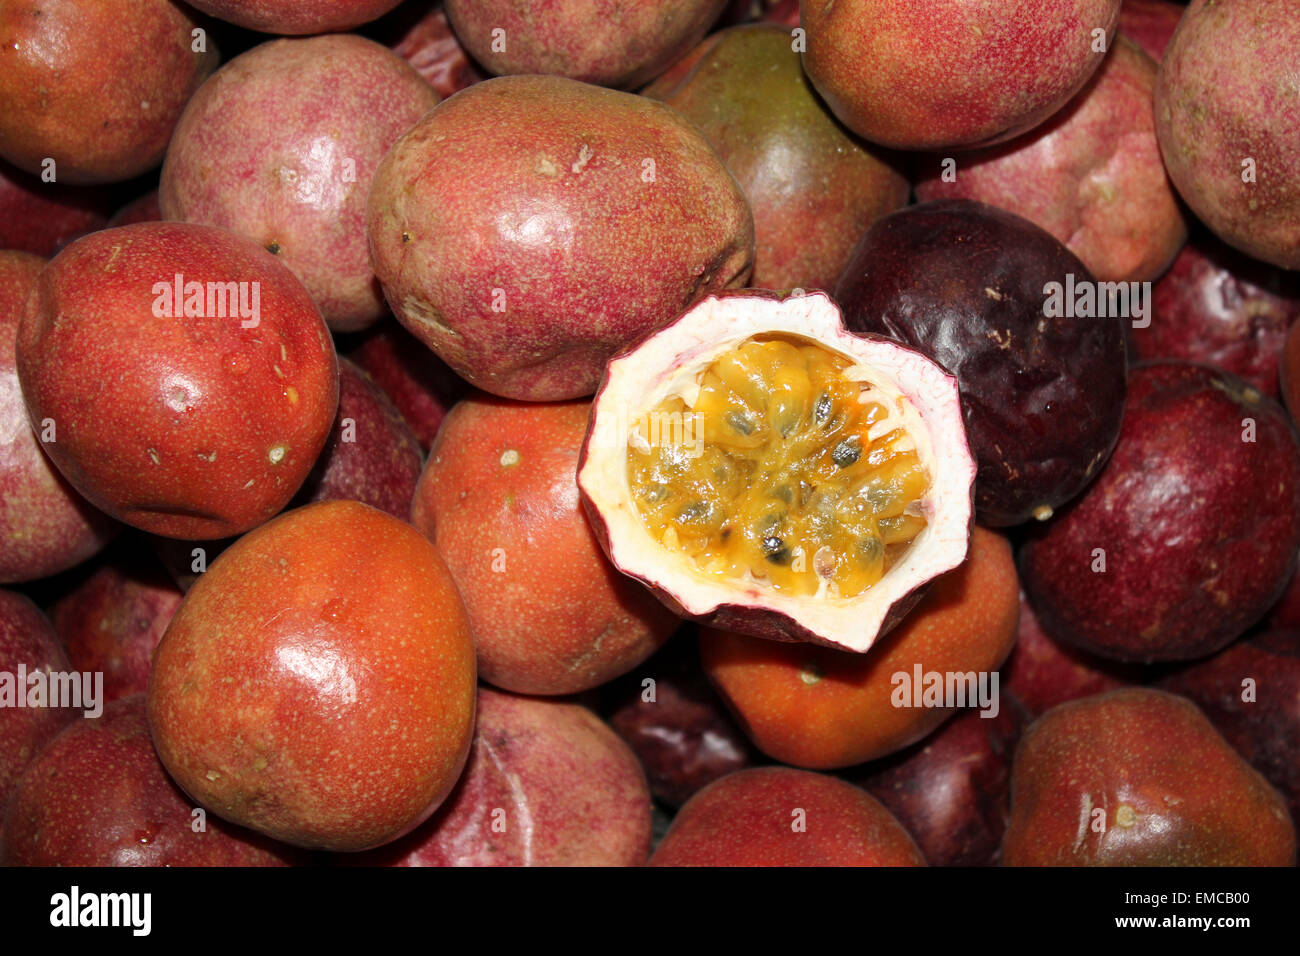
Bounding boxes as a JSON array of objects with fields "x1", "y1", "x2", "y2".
[{"x1": 578, "y1": 291, "x2": 976, "y2": 653}]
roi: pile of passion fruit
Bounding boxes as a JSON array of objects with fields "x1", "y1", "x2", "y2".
[{"x1": 2, "y1": 0, "x2": 1300, "y2": 870}]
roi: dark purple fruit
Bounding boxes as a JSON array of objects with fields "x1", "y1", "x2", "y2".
[
  {"x1": 844, "y1": 696, "x2": 1026, "y2": 866},
  {"x1": 601, "y1": 635, "x2": 758, "y2": 807},
  {"x1": 1133, "y1": 232, "x2": 1300, "y2": 397},
  {"x1": 1156, "y1": 630, "x2": 1300, "y2": 824},
  {"x1": 1021, "y1": 362, "x2": 1300, "y2": 662},
  {"x1": 836, "y1": 200, "x2": 1127, "y2": 527}
]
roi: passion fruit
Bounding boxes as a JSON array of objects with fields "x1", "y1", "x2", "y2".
[
  {"x1": 1002, "y1": 688, "x2": 1295, "y2": 866},
  {"x1": 367, "y1": 74, "x2": 755, "y2": 402},
  {"x1": 1021, "y1": 362, "x2": 1300, "y2": 662},
  {"x1": 578, "y1": 291, "x2": 975, "y2": 654},
  {"x1": 1134, "y1": 231, "x2": 1300, "y2": 397},
  {"x1": 648, "y1": 766, "x2": 926, "y2": 866},
  {"x1": 836, "y1": 200, "x2": 1128, "y2": 527},
  {"x1": 699, "y1": 526, "x2": 1020, "y2": 768}
]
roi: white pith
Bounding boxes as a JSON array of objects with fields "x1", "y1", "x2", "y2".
[{"x1": 579, "y1": 292, "x2": 975, "y2": 654}]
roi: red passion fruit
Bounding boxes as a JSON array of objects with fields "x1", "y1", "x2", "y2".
[{"x1": 578, "y1": 291, "x2": 975, "y2": 654}]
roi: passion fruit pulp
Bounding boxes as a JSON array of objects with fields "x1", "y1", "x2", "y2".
[
  {"x1": 628, "y1": 335, "x2": 932, "y2": 600},
  {"x1": 579, "y1": 291, "x2": 975, "y2": 654}
]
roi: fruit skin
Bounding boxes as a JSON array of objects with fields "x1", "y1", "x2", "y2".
[
  {"x1": 1266, "y1": 563, "x2": 1300, "y2": 630},
  {"x1": 1, "y1": 251, "x2": 117, "y2": 583},
  {"x1": 700, "y1": 527, "x2": 1019, "y2": 768},
  {"x1": 1002, "y1": 688, "x2": 1296, "y2": 866},
  {"x1": 1003, "y1": 591, "x2": 1140, "y2": 718},
  {"x1": 16, "y1": 222, "x2": 339, "y2": 541},
  {"x1": 601, "y1": 634, "x2": 757, "y2": 807},
  {"x1": 1285, "y1": 318, "x2": 1300, "y2": 424},
  {"x1": 1157, "y1": 630, "x2": 1300, "y2": 825},
  {"x1": 350, "y1": 688, "x2": 653, "y2": 866},
  {"x1": 1133, "y1": 232, "x2": 1300, "y2": 397},
  {"x1": 294, "y1": 358, "x2": 423, "y2": 520},
  {"x1": 799, "y1": 0, "x2": 1119, "y2": 150},
  {"x1": 650, "y1": 766, "x2": 926, "y2": 866},
  {"x1": 837, "y1": 200, "x2": 1127, "y2": 528},
  {"x1": 1118, "y1": 0, "x2": 1183, "y2": 61},
  {"x1": 914, "y1": 36, "x2": 1186, "y2": 284},
  {"x1": 367, "y1": 74, "x2": 755, "y2": 402},
  {"x1": 846, "y1": 694, "x2": 1027, "y2": 867},
  {"x1": 1021, "y1": 362, "x2": 1300, "y2": 662},
  {"x1": 0, "y1": 160, "x2": 112, "y2": 256},
  {"x1": 411, "y1": 396, "x2": 677, "y2": 696},
  {"x1": 1155, "y1": 0, "x2": 1300, "y2": 271},
  {"x1": 161, "y1": 35, "x2": 440, "y2": 332},
  {"x1": 377, "y1": 1, "x2": 485, "y2": 98},
  {"x1": 49, "y1": 548, "x2": 182, "y2": 704},
  {"x1": 444, "y1": 0, "x2": 728, "y2": 90},
  {"x1": 2, "y1": 696, "x2": 300, "y2": 866},
  {"x1": 346, "y1": 319, "x2": 468, "y2": 450},
  {"x1": 0, "y1": 591, "x2": 77, "y2": 814},
  {"x1": 643, "y1": 25, "x2": 909, "y2": 292},
  {"x1": 148, "y1": 501, "x2": 477, "y2": 853},
  {"x1": 0, "y1": 0, "x2": 217, "y2": 185},
  {"x1": 185, "y1": 0, "x2": 403, "y2": 34},
  {"x1": 579, "y1": 290, "x2": 976, "y2": 654}
]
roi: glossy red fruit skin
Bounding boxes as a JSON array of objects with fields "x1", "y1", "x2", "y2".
[
  {"x1": 0, "y1": 0, "x2": 218, "y2": 185},
  {"x1": 1, "y1": 252, "x2": 117, "y2": 584},
  {"x1": 601, "y1": 635, "x2": 757, "y2": 807},
  {"x1": 367, "y1": 75, "x2": 755, "y2": 402},
  {"x1": 16, "y1": 222, "x2": 339, "y2": 540},
  {"x1": 846, "y1": 697, "x2": 1027, "y2": 867},
  {"x1": 0, "y1": 160, "x2": 112, "y2": 256},
  {"x1": 1118, "y1": 0, "x2": 1184, "y2": 61},
  {"x1": 650, "y1": 766, "x2": 926, "y2": 866},
  {"x1": 49, "y1": 550, "x2": 182, "y2": 704},
  {"x1": 1004, "y1": 591, "x2": 1141, "y2": 717},
  {"x1": 147, "y1": 501, "x2": 477, "y2": 853},
  {"x1": 350, "y1": 688, "x2": 653, "y2": 867},
  {"x1": 347, "y1": 319, "x2": 469, "y2": 450},
  {"x1": 1002, "y1": 688, "x2": 1296, "y2": 866},
  {"x1": 411, "y1": 397, "x2": 677, "y2": 695},
  {"x1": 1, "y1": 696, "x2": 301, "y2": 866},
  {"x1": 1021, "y1": 362, "x2": 1300, "y2": 662},
  {"x1": 799, "y1": 0, "x2": 1120, "y2": 151},
  {"x1": 293, "y1": 358, "x2": 423, "y2": 520},
  {"x1": 0, "y1": 591, "x2": 77, "y2": 813},
  {"x1": 837, "y1": 200, "x2": 1127, "y2": 527},
  {"x1": 1157, "y1": 630, "x2": 1300, "y2": 824},
  {"x1": 1133, "y1": 233, "x2": 1300, "y2": 397}
]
